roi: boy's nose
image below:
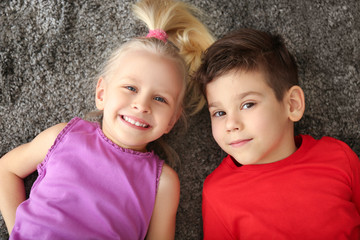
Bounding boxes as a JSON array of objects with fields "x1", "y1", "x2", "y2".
[{"x1": 225, "y1": 114, "x2": 243, "y2": 132}]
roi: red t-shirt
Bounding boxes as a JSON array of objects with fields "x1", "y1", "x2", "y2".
[{"x1": 202, "y1": 135, "x2": 360, "y2": 239}]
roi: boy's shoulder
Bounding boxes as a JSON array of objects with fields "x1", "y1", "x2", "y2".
[
  {"x1": 290, "y1": 135, "x2": 359, "y2": 177},
  {"x1": 301, "y1": 134, "x2": 355, "y2": 157},
  {"x1": 203, "y1": 155, "x2": 234, "y2": 192}
]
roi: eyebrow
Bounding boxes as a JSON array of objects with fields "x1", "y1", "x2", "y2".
[
  {"x1": 119, "y1": 76, "x2": 137, "y2": 82},
  {"x1": 208, "y1": 91, "x2": 263, "y2": 109}
]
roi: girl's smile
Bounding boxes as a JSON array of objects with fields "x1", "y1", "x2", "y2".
[{"x1": 121, "y1": 115, "x2": 150, "y2": 129}]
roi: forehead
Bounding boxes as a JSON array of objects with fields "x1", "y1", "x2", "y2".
[
  {"x1": 112, "y1": 49, "x2": 183, "y2": 81},
  {"x1": 118, "y1": 49, "x2": 177, "y2": 69},
  {"x1": 110, "y1": 49, "x2": 185, "y2": 100},
  {"x1": 206, "y1": 70, "x2": 270, "y2": 98}
]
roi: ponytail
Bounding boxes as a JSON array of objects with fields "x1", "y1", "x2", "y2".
[{"x1": 133, "y1": 0, "x2": 215, "y2": 114}]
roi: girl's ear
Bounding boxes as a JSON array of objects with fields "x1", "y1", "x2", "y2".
[
  {"x1": 286, "y1": 86, "x2": 305, "y2": 122},
  {"x1": 95, "y1": 77, "x2": 106, "y2": 110}
]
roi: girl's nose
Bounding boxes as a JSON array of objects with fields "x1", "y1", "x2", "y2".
[{"x1": 131, "y1": 97, "x2": 151, "y2": 113}]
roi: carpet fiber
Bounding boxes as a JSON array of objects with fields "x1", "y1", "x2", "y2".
[{"x1": 1, "y1": 0, "x2": 359, "y2": 239}]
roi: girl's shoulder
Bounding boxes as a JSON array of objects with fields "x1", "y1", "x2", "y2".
[
  {"x1": 156, "y1": 163, "x2": 180, "y2": 207},
  {"x1": 147, "y1": 163, "x2": 180, "y2": 238},
  {"x1": 159, "y1": 163, "x2": 179, "y2": 187}
]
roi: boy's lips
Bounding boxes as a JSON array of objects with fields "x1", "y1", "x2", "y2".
[
  {"x1": 230, "y1": 138, "x2": 252, "y2": 147},
  {"x1": 120, "y1": 115, "x2": 150, "y2": 129}
]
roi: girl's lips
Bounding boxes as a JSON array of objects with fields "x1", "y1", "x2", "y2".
[
  {"x1": 230, "y1": 138, "x2": 252, "y2": 148},
  {"x1": 120, "y1": 115, "x2": 151, "y2": 129}
]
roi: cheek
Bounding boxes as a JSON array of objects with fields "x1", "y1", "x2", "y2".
[
  {"x1": 211, "y1": 120, "x2": 223, "y2": 144},
  {"x1": 110, "y1": 91, "x2": 129, "y2": 105},
  {"x1": 156, "y1": 107, "x2": 177, "y2": 127},
  {"x1": 250, "y1": 115, "x2": 268, "y2": 130},
  {"x1": 250, "y1": 110, "x2": 283, "y2": 135}
]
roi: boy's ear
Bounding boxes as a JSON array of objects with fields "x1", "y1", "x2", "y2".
[
  {"x1": 286, "y1": 86, "x2": 305, "y2": 122},
  {"x1": 95, "y1": 77, "x2": 106, "y2": 110}
]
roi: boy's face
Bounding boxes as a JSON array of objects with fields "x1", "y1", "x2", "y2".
[{"x1": 206, "y1": 70, "x2": 296, "y2": 165}]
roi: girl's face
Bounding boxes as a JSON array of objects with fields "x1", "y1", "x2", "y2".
[{"x1": 96, "y1": 49, "x2": 183, "y2": 152}]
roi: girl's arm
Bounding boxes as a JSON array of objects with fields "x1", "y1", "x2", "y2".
[
  {"x1": 146, "y1": 163, "x2": 180, "y2": 240},
  {"x1": 0, "y1": 123, "x2": 66, "y2": 234}
]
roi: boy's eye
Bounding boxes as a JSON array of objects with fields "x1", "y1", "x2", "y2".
[
  {"x1": 213, "y1": 111, "x2": 226, "y2": 117},
  {"x1": 154, "y1": 96, "x2": 167, "y2": 103},
  {"x1": 126, "y1": 86, "x2": 137, "y2": 92},
  {"x1": 241, "y1": 102, "x2": 255, "y2": 110}
]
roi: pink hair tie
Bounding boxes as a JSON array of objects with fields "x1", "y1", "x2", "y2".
[{"x1": 146, "y1": 29, "x2": 168, "y2": 43}]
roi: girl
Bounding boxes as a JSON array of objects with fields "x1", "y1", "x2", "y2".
[{"x1": 0, "y1": 0, "x2": 214, "y2": 239}]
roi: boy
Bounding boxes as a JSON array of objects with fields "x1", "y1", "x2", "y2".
[{"x1": 195, "y1": 28, "x2": 360, "y2": 239}]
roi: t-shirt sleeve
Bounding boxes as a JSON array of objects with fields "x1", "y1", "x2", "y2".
[
  {"x1": 339, "y1": 140, "x2": 360, "y2": 214},
  {"x1": 348, "y1": 150, "x2": 360, "y2": 214},
  {"x1": 202, "y1": 185, "x2": 233, "y2": 240}
]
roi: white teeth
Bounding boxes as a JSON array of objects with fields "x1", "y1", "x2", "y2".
[{"x1": 123, "y1": 116, "x2": 148, "y2": 128}]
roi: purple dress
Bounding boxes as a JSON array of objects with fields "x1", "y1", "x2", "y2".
[{"x1": 10, "y1": 117, "x2": 164, "y2": 240}]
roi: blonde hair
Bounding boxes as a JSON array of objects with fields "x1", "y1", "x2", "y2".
[
  {"x1": 88, "y1": 0, "x2": 214, "y2": 166},
  {"x1": 133, "y1": 0, "x2": 215, "y2": 114}
]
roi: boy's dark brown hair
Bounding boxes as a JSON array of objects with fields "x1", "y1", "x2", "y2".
[{"x1": 195, "y1": 28, "x2": 299, "y2": 101}]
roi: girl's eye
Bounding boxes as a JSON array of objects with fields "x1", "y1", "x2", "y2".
[
  {"x1": 213, "y1": 111, "x2": 226, "y2": 117},
  {"x1": 126, "y1": 86, "x2": 137, "y2": 92},
  {"x1": 241, "y1": 102, "x2": 255, "y2": 110},
  {"x1": 154, "y1": 96, "x2": 167, "y2": 103}
]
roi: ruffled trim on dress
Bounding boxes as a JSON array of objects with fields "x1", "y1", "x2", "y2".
[
  {"x1": 156, "y1": 159, "x2": 164, "y2": 193},
  {"x1": 94, "y1": 120, "x2": 165, "y2": 193},
  {"x1": 96, "y1": 124, "x2": 156, "y2": 157}
]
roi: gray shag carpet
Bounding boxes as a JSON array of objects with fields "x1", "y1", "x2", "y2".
[{"x1": 1, "y1": 0, "x2": 359, "y2": 239}]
